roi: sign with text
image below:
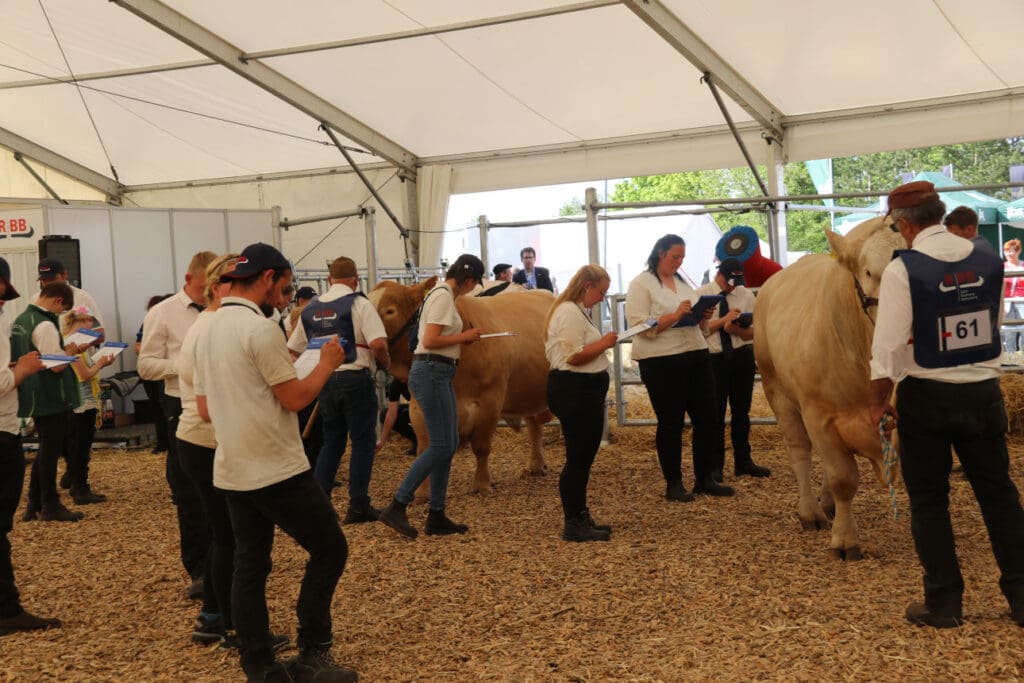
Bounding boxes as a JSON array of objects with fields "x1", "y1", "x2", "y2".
[{"x1": 0, "y1": 208, "x2": 43, "y2": 239}]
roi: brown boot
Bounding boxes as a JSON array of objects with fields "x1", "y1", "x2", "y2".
[{"x1": 39, "y1": 502, "x2": 84, "y2": 522}]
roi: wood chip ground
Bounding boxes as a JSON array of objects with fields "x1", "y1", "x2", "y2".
[{"x1": 4, "y1": 380, "x2": 1024, "y2": 681}]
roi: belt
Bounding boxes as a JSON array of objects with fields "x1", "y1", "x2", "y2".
[
  {"x1": 412, "y1": 353, "x2": 458, "y2": 367},
  {"x1": 333, "y1": 367, "x2": 370, "y2": 375}
]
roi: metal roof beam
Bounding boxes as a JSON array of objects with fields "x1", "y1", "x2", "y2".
[
  {"x1": 622, "y1": 0, "x2": 784, "y2": 142},
  {"x1": 0, "y1": 127, "x2": 124, "y2": 201},
  {"x1": 112, "y1": 0, "x2": 418, "y2": 177}
]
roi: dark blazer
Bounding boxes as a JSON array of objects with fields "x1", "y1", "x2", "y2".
[{"x1": 512, "y1": 266, "x2": 553, "y2": 292}]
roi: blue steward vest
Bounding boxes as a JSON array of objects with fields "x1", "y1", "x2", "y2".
[
  {"x1": 299, "y1": 292, "x2": 365, "y2": 363},
  {"x1": 898, "y1": 245, "x2": 1002, "y2": 368}
]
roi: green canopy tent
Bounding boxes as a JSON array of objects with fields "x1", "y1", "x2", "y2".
[
  {"x1": 996, "y1": 196, "x2": 1024, "y2": 253},
  {"x1": 832, "y1": 172, "x2": 1010, "y2": 247}
]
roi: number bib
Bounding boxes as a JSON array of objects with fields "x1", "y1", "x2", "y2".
[{"x1": 899, "y1": 246, "x2": 1002, "y2": 369}]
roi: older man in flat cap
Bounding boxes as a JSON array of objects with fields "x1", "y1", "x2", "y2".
[{"x1": 869, "y1": 180, "x2": 1024, "y2": 630}]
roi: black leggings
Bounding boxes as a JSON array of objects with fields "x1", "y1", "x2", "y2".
[
  {"x1": 638, "y1": 350, "x2": 716, "y2": 485},
  {"x1": 547, "y1": 370, "x2": 609, "y2": 519}
]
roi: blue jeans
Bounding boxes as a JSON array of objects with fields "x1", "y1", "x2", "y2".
[
  {"x1": 313, "y1": 370, "x2": 379, "y2": 508},
  {"x1": 396, "y1": 360, "x2": 458, "y2": 510}
]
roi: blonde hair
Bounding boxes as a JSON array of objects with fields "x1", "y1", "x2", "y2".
[
  {"x1": 61, "y1": 306, "x2": 97, "y2": 336},
  {"x1": 188, "y1": 251, "x2": 218, "y2": 279},
  {"x1": 543, "y1": 264, "x2": 610, "y2": 340},
  {"x1": 1005, "y1": 239, "x2": 1022, "y2": 253},
  {"x1": 203, "y1": 253, "x2": 240, "y2": 303},
  {"x1": 288, "y1": 302, "x2": 307, "y2": 329}
]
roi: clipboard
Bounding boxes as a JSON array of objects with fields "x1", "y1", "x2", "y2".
[
  {"x1": 92, "y1": 341, "x2": 128, "y2": 362},
  {"x1": 674, "y1": 295, "x2": 724, "y2": 327},
  {"x1": 64, "y1": 327, "x2": 102, "y2": 347},
  {"x1": 735, "y1": 312, "x2": 753, "y2": 328},
  {"x1": 41, "y1": 354, "x2": 76, "y2": 369},
  {"x1": 294, "y1": 336, "x2": 338, "y2": 380},
  {"x1": 618, "y1": 318, "x2": 657, "y2": 342}
]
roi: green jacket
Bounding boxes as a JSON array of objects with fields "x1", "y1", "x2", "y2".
[{"x1": 11, "y1": 305, "x2": 80, "y2": 417}]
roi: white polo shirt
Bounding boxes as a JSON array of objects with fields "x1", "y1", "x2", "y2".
[
  {"x1": 286, "y1": 283, "x2": 386, "y2": 371},
  {"x1": 696, "y1": 282, "x2": 755, "y2": 354},
  {"x1": 0, "y1": 309, "x2": 19, "y2": 435},
  {"x1": 138, "y1": 289, "x2": 203, "y2": 397},
  {"x1": 545, "y1": 301, "x2": 609, "y2": 373},
  {"x1": 413, "y1": 283, "x2": 463, "y2": 360},
  {"x1": 175, "y1": 310, "x2": 216, "y2": 450},
  {"x1": 625, "y1": 271, "x2": 708, "y2": 360},
  {"x1": 194, "y1": 296, "x2": 309, "y2": 491}
]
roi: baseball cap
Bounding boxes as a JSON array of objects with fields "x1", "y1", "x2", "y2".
[
  {"x1": 38, "y1": 257, "x2": 65, "y2": 281},
  {"x1": 220, "y1": 243, "x2": 291, "y2": 281},
  {"x1": 718, "y1": 257, "x2": 745, "y2": 287},
  {"x1": 0, "y1": 257, "x2": 20, "y2": 301},
  {"x1": 492, "y1": 263, "x2": 513, "y2": 278},
  {"x1": 295, "y1": 286, "x2": 317, "y2": 301}
]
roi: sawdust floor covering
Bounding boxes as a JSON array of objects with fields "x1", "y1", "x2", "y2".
[{"x1": 4, "y1": 385, "x2": 1024, "y2": 681}]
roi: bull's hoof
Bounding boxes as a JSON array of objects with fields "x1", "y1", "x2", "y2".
[
  {"x1": 799, "y1": 518, "x2": 830, "y2": 531},
  {"x1": 472, "y1": 484, "x2": 495, "y2": 496},
  {"x1": 821, "y1": 503, "x2": 836, "y2": 521},
  {"x1": 828, "y1": 545, "x2": 864, "y2": 561},
  {"x1": 523, "y1": 466, "x2": 548, "y2": 477}
]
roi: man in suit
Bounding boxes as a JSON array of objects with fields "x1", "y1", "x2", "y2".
[{"x1": 512, "y1": 247, "x2": 553, "y2": 292}]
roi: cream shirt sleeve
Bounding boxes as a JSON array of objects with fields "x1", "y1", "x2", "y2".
[
  {"x1": 870, "y1": 260, "x2": 913, "y2": 382},
  {"x1": 287, "y1": 319, "x2": 309, "y2": 354},
  {"x1": 138, "y1": 307, "x2": 176, "y2": 381},
  {"x1": 253, "y1": 323, "x2": 300, "y2": 387},
  {"x1": 355, "y1": 298, "x2": 387, "y2": 344},
  {"x1": 625, "y1": 276, "x2": 654, "y2": 329},
  {"x1": 32, "y1": 320, "x2": 63, "y2": 355}
]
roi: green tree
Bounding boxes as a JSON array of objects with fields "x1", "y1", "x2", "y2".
[{"x1": 558, "y1": 196, "x2": 584, "y2": 216}]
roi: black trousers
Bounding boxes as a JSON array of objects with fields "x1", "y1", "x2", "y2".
[
  {"x1": 709, "y1": 345, "x2": 756, "y2": 473},
  {"x1": 177, "y1": 439, "x2": 233, "y2": 626},
  {"x1": 897, "y1": 377, "x2": 1024, "y2": 614},
  {"x1": 67, "y1": 409, "x2": 98, "y2": 491},
  {"x1": 161, "y1": 396, "x2": 209, "y2": 580},
  {"x1": 298, "y1": 401, "x2": 322, "y2": 469},
  {"x1": 142, "y1": 380, "x2": 168, "y2": 450},
  {"x1": 379, "y1": 404, "x2": 417, "y2": 447},
  {"x1": 223, "y1": 471, "x2": 348, "y2": 676},
  {"x1": 26, "y1": 412, "x2": 73, "y2": 509},
  {"x1": 638, "y1": 350, "x2": 716, "y2": 484},
  {"x1": 547, "y1": 370, "x2": 609, "y2": 519},
  {"x1": 0, "y1": 432, "x2": 24, "y2": 618}
]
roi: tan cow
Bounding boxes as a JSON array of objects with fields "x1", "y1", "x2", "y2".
[
  {"x1": 369, "y1": 277, "x2": 553, "y2": 495},
  {"x1": 754, "y1": 217, "x2": 905, "y2": 559}
]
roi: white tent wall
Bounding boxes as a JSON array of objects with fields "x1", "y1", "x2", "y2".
[{"x1": 125, "y1": 167, "x2": 415, "y2": 274}]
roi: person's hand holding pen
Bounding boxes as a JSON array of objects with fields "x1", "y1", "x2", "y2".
[{"x1": 461, "y1": 321, "x2": 482, "y2": 344}]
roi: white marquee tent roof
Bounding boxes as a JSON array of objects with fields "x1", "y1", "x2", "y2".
[{"x1": 2, "y1": 0, "x2": 1024, "y2": 202}]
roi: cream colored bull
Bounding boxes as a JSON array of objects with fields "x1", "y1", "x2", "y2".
[
  {"x1": 369, "y1": 277, "x2": 553, "y2": 495},
  {"x1": 755, "y1": 217, "x2": 905, "y2": 559}
]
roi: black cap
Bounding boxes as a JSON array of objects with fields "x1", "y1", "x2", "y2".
[
  {"x1": 295, "y1": 286, "x2": 317, "y2": 301},
  {"x1": 38, "y1": 257, "x2": 65, "y2": 281},
  {"x1": 492, "y1": 263, "x2": 513, "y2": 278},
  {"x1": 220, "y1": 243, "x2": 291, "y2": 281},
  {"x1": 0, "y1": 257, "x2": 20, "y2": 301},
  {"x1": 717, "y1": 257, "x2": 745, "y2": 287}
]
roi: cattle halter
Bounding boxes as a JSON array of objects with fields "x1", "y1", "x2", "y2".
[{"x1": 853, "y1": 275, "x2": 878, "y2": 322}]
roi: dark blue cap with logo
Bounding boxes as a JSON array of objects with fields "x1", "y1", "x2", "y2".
[
  {"x1": 220, "y1": 243, "x2": 291, "y2": 281},
  {"x1": 0, "y1": 257, "x2": 20, "y2": 301}
]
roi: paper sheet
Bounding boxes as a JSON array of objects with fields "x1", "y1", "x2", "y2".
[
  {"x1": 294, "y1": 336, "x2": 334, "y2": 380},
  {"x1": 64, "y1": 328, "x2": 102, "y2": 347},
  {"x1": 92, "y1": 341, "x2": 128, "y2": 362},
  {"x1": 617, "y1": 318, "x2": 658, "y2": 342},
  {"x1": 40, "y1": 354, "x2": 76, "y2": 369}
]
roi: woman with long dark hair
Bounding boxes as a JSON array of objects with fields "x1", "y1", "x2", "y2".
[
  {"x1": 379, "y1": 254, "x2": 484, "y2": 539},
  {"x1": 625, "y1": 234, "x2": 734, "y2": 501},
  {"x1": 544, "y1": 264, "x2": 617, "y2": 542}
]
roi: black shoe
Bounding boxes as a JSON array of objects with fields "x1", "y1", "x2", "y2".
[
  {"x1": 1012, "y1": 605, "x2": 1024, "y2": 627},
  {"x1": 39, "y1": 502, "x2": 84, "y2": 522},
  {"x1": 905, "y1": 602, "x2": 963, "y2": 629},
  {"x1": 582, "y1": 508, "x2": 611, "y2": 533},
  {"x1": 665, "y1": 480, "x2": 695, "y2": 503},
  {"x1": 187, "y1": 577, "x2": 204, "y2": 601},
  {"x1": 192, "y1": 614, "x2": 226, "y2": 645},
  {"x1": 221, "y1": 630, "x2": 291, "y2": 653},
  {"x1": 286, "y1": 645, "x2": 358, "y2": 683},
  {"x1": 245, "y1": 660, "x2": 292, "y2": 683},
  {"x1": 562, "y1": 511, "x2": 611, "y2": 543},
  {"x1": 378, "y1": 499, "x2": 418, "y2": 539},
  {"x1": 72, "y1": 486, "x2": 108, "y2": 505},
  {"x1": 711, "y1": 468, "x2": 724, "y2": 483},
  {"x1": 151, "y1": 446, "x2": 167, "y2": 455},
  {"x1": 59, "y1": 471, "x2": 71, "y2": 489},
  {"x1": 424, "y1": 508, "x2": 469, "y2": 536},
  {"x1": 693, "y1": 477, "x2": 735, "y2": 497},
  {"x1": 0, "y1": 609, "x2": 61, "y2": 637},
  {"x1": 735, "y1": 462, "x2": 771, "y2": 478},
  {"x1": 342, "y1": 505, "x2": 379, "y2": 525}
]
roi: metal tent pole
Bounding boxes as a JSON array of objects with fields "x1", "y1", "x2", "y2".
[
  {"x1": 363, "y1": 207, "x2": 378, "y2": 290},
  {"x1": 478, "y1": 215, "x2": 490, "y2": 273}
]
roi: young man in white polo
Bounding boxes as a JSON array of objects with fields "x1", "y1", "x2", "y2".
[{"x1": 194, "y1": 243, "x2": 357, "y2": 683}]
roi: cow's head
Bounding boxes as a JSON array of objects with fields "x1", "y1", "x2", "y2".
[
  {"x1": 368, "y1": 276, "x2": 438, "y2": 381},
  {"x1": 825, "y1": 216, "x2": 907, "y2": 314}
]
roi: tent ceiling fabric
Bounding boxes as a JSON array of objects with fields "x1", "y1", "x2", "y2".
[{"x1": 0, "y1": 0, "x2": 1022, "y2": 194}]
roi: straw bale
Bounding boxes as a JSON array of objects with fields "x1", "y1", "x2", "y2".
[{"x1": 4, "y1": 411, "x2": 1024, "y2": 681}]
